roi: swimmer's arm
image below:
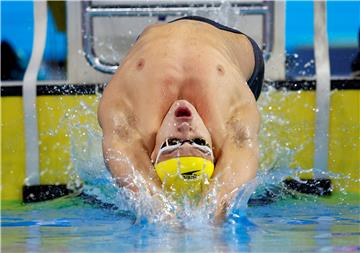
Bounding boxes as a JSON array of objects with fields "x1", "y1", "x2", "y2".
[
  {"x1": 211, "y1": 103, "x2": 260, "y2": 222},
  {"x1": 98, "y1": 96, "x2": 161, "y2": 194},
  {"x1": 212, "y1": 137, "x2": 259, "y2": 222},
  {"x1": 101, "y1": 131, "x2": 161, "y2": 194}
]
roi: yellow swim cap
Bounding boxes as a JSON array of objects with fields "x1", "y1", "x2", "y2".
[{"x1": 154, "y1": 156, "x2": 214, "y2": 196}]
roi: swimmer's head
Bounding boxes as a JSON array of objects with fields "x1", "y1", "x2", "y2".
[
  {"x1": 150, "y1": 100, "x2": 213, "y2": 164},
  {"x1": 151, "y1": 100, "x2": 215, "y2": 192}
]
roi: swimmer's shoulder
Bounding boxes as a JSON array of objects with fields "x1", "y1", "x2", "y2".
[
  {"x1": 137, "y1": 19, "x2": 218, "y2": 41},
  {"x1": 226, "y1": 99, "x2": 260, "y2": 145},
  {"x1": 136, "y1": 22, "x2": 169, "y2": 41},
  {"x1": 98, "y1": 79, "x2": 134, "y2": 132}
]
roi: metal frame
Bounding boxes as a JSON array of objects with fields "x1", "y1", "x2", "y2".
[
  {"x1": 81, "y1": 0, "x2": 274, "y2": 74},
  {"x1": 313, "y1": 1, "x2": 330, "y2": 177},
  {"x1": 23, "y1": 0, "x2": 48, "y2": 186}
]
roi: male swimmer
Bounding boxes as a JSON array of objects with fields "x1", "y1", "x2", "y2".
[{"x1": 98, "y1": 16, "x2": 264, "y2": 221}]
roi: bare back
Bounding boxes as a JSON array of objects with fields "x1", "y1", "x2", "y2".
[{"x1": 99, "y1": 20, "x2": 258, "y2": 155}]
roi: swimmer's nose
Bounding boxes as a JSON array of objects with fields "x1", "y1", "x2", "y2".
[{"x1": 177, "y1": 122, "x2": 192, "y2": 133}]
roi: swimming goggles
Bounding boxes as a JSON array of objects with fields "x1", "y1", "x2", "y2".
[{"x1": 155, "y1": 137, "x2": 214, "y2": 165}]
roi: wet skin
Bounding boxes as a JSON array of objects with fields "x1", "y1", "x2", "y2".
[{"x1": 98, "y1": 20, "x2": 260, "y2": 221}]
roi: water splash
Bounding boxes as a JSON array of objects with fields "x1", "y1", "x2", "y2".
[
  {"x1": 63, "y1": 97, "x2": 260, "y2": 225},
  {"x1": 258, "y1": 86, "x2": 297, "y2": 172}
]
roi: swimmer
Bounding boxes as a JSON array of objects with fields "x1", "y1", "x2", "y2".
[{"x1": 98, "y1": 16, "x2": 264, "y2": 221}]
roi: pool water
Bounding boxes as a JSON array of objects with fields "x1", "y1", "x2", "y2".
[{"x1": 2, "y1": 192, "x2": 359, "y2": 253}]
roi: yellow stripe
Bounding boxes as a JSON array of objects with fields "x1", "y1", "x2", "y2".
[
  {"x1": 329, "y1": 91, "x2": 360, "y2": 193},
  {"x1": 37, "y1": 95, "x2": 98, "y2": 185},
  {"x1": 1, "y1": 95, "x2": 98, "y2": 200},
  {"x1": 258, "y1": 89, "x2": 359, "y2": 193},
  {"x1": 1, "y1": 97, "x2": 26, "y2": 200}
]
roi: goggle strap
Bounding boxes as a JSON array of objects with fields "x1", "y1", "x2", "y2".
[
  {"x1": 155, "y1": 142, "x2": 182, "y2": 165},
  {"x1": 155, "y1": 142, "x2": 213, "y2": 165}
]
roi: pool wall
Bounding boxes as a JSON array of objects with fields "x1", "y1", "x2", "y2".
[{"x1": 1, "y1": 80, "x2": 359, "y2": 201}]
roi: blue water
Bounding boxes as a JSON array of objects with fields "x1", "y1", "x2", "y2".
[{"x1": 2, "y1": 192, "x2": 359, "y2": 253}]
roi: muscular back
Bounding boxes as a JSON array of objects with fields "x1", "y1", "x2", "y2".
[{"x1": 98, "y1": 19, "x2": 258, "y2": 156}]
